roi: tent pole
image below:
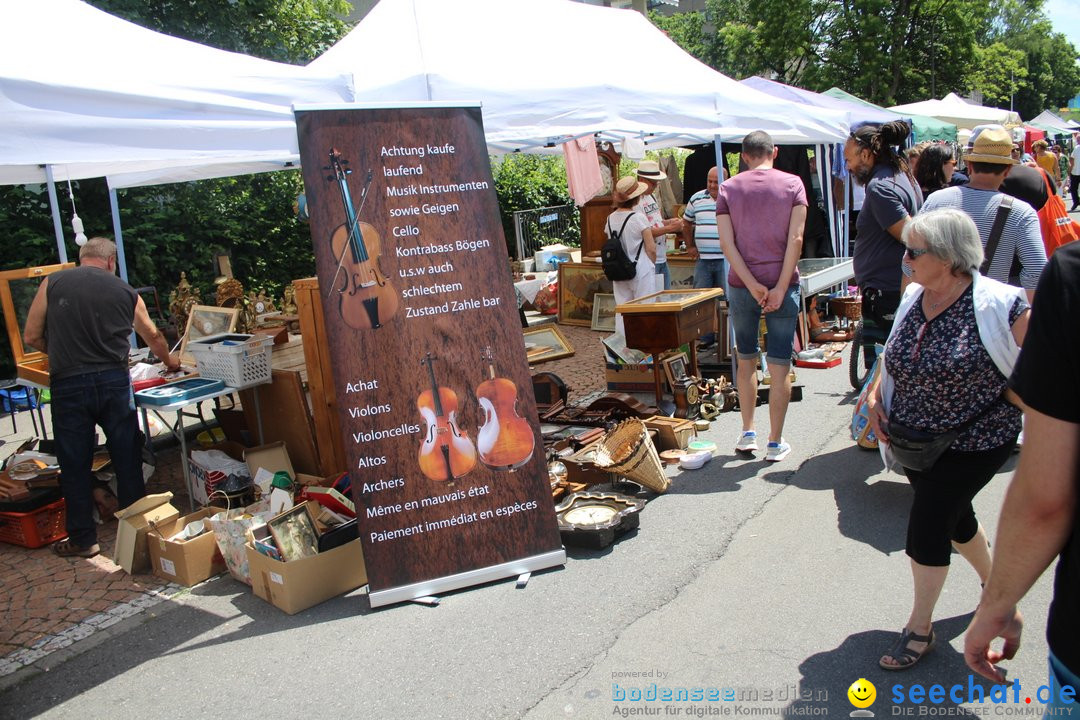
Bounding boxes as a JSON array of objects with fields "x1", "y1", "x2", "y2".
[
  {"x1": 108, "y1": 188, "x2": 130, "y2": 283},
  {"x1": 44, "y1": 165, "x2": 69, "y2": 264},
  {"x1": 108, "y1": 187, "x2": 138, "y2": 350}
]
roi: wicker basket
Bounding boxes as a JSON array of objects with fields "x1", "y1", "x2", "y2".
[
  {"x1": 593, "y1": 418, "x2": 670, "y2": 493},
  {"x1": 831, "y1": 296, "x2": 862, "y2": 321}
]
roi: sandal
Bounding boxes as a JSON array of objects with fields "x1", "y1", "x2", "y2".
[
  {"x1": 52, "y1": 539, "x2": 101, "y2": 558},
  {"x1": 879, "y1": 627, "x2": 935, "y2": 671}
]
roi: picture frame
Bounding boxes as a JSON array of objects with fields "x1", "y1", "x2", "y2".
[
  {"x1": 602, "y1": 333, "x2": 649, "y2": 365},
  {"x1": 179, "y1": 304, "x2": 240, "y2": 365},
  {"x1": 590, "y1": 293, "x2": 616, "y2": 332},
  {"x1": 214, "y1": 253, "x2": 234, "y2": 279},
  {"x1": 523, "y1": 325, "x2": 575, "y2": 364},
  {"x1": 267, "y1": 503, "x2": 320, "y2": 563},
  {"x1": 557, "y1": 262, "x2": 613, "y2": 327},
  {"x1": 661, "y1": 352, "x2": 690, "y2": 390}
]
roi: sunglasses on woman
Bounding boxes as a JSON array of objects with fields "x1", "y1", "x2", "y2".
[{"x1": 905, "y1": 246, "x2": 930, "y2": 260}]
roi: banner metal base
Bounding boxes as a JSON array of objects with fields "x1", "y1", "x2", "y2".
[{"x1": 368, "y1": 549, "x2": 566, "y2": 608}]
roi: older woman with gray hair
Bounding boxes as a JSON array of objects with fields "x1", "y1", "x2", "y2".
[{"x1": 865, "y1": 208, "x2": 1030, "y2": 671}]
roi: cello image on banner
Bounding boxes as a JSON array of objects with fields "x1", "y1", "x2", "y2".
[
  {"x1": 326, "y1": 148, "x2": 398, "y2": 330},
  {"x1": 475, "y1": 346, "x2": 534, "y2": 471},
  {"x1": 418, "y1": 352, "x2": 477, "y2": 485}
]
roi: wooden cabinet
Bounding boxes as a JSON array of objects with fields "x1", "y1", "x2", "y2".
[
  {"x1": 580, "y1": 143, "x2": 621, "y2": 256},
  {"x1": 616, "y1": 288, "x2": 723, "y2": 402}
]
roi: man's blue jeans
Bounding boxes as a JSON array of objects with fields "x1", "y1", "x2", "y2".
[
  {"x1": 694, "y1": 258, "x2": 728, "y2": 345},
  {"x1": 52, "y1": 368, "x2": 143, "y2": 547},
  {"x1": 1048, "y1": 651, "x2": 1078, "y2": 715}
]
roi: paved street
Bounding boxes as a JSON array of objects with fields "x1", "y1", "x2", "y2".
[{"x1": 0, "y1": 356, "x2": 1062, "y2": 719}]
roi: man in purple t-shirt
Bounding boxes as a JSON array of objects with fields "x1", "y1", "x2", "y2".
[{"x1": 717, "y1": 130, "x2": 807, "y2": 462}]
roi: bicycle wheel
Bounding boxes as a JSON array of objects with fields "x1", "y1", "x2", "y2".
[{"x1": 848, "y1": 322, "x2": 867, "y2": 390}]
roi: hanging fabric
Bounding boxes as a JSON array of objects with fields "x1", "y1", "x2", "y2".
[{"x1": 562, "y1": 137, "x2": 603, "y2": 207}]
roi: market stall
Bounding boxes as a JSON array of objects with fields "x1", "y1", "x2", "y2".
[
  {"x1": 0, "y1": 0, "x2": 872, "y2": 612},
  {"x1": 889, "y1": 93, "x2": 1022, "y2": 131}
]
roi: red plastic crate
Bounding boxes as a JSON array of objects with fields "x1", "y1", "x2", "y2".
[{"x1": 0, "y1": 498, "x2": 67, "y2": 548}]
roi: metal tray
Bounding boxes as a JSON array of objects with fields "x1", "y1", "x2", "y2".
[{"x1": 135, "y1": 377, "x2": 225, "y2": 406}]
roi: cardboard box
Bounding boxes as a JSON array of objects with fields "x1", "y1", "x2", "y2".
[
  {"x1": 146, "y1": 507, "x2": 227, "y2": 585},
  {"x1": 605, "y1": 361, "x2": 656, "y2": 392},
  {"x1": 113, "y1": 492, "x2": 180, "y2": 574},
  {"x1": 245, "y1": 441, "x2": 295, "y2": 482},
  {"x1": 644, "y1": 416, "x2": 696, "y2": 451},
  {"x1": 246, "y1": 538, "x2": 367, "y2": 614}
]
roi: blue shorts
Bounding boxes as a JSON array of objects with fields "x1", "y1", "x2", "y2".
[{"x1": 727, "y1": 285, "x2": 801, "y2": 366}]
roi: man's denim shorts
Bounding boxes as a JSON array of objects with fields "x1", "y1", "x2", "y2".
[{"x1": 727, "y1": 285, "x2": 800, "y2": 366}]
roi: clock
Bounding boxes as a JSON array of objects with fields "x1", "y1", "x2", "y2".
[
  {"x1": 672, "y1": 377, "x2": 701, "y2": 420},
  {"x1": 555, "y1": 491, "x2": 646, "y2": 549},
  {"x1": 595, "y1": 142, "x2": 620, "y2": 198}
]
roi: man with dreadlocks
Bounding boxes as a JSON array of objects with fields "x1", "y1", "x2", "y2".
[{"x1": 844, "y1": 120, "x2": 923, "y2": 368}]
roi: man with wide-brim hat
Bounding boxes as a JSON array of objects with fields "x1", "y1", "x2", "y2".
[
  {"x1": 922, "y1": 124, "x2": 1046, "y2": 300},
  {"x1": 635, "y1": 160, "x2": 683, "y2": 292}
]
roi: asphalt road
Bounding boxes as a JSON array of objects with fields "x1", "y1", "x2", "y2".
[{"x1": 0, "y1": 359, "x2": 1062, "y2": 720}]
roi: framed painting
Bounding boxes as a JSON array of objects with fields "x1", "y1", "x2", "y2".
[
  {"x1": 557, "y1": 262, "x2": 613, "y2": 327},
  {"x1": 267, "y1": 504, "x2": 320, "y2": 562},
  {"x1": 523, "y1": 325, "x2": 574, "y2": 364},
  {"x1": 590, "y1": 293, "x2": 616, "y2": 332},
  {"x1": 179, "y1": 304, "x2": 240, "y2": 365}
]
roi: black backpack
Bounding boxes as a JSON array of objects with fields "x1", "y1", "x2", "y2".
[{"x1": 601, "y1": 214, "x2": 643, "y2": 282}]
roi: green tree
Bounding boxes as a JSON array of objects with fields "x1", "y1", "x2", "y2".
[
  {"x1": 87, "y1": 0, "x2": 351, "y2": 64},
  {"x1": 490, "y1": 155, "x2": 576, "y2": 255},
  {"x1": 967, "y1": 42, "x2": 1029, "y2": 109},
  {"x1": 652, "y1": 0, "x2": 1078, "y2": 114}
]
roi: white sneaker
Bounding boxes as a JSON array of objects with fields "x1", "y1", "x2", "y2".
[
  {"x1": 765, "y1": 439, "x2": 791, "y2": 462},
  {"x1": 735, "y1": 431, "x2": 759, "y2": 452}
]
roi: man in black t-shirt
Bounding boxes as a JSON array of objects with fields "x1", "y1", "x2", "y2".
[
  {"x1": 965, "y1": 242, "x2": 1080, "y2": 712},
  {"x1": 23, "y1": 238, "x2": 179, "y2": 558},
  {"x1": 843, "y1": 121, "x2": 922, "y2": 366}
]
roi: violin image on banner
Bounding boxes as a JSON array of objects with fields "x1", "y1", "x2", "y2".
[
  {"x1": 418, "y1": 353, "x2": 477, "y2": 484},
  {"x1": 475, "y1": 346, "x2": 534, "y2": 470},
  {"x1": 326, "y1": 149, "x2": 398, "y2": 330}
]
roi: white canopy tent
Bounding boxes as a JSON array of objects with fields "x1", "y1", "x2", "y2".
[
  {"x1": 0, "y1": 0, "x2": 354, "y2": 187},
  {"x1": 309, "y1": 0, "x2": 850, "y2": 150},
  {"x1": 0, "y1": 0, "x2": 353, "y2": 268},
  {"x1": 888, "y1": 93, "x2": 1021, "y2": 131}
]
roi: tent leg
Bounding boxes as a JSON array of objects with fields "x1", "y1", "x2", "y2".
[
  {"x1": 108, "y1": 188, "x2": 138, "y2": 349},
  {"x1": 109, "y1": 188, "x2": 130, "y2": 283},
  {"x1": 44, "y1": 166, "x2": 69, "y2": 264}
]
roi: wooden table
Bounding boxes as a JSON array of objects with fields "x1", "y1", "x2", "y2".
[{"x1": 616, "y1": 288, "x2": 724, "y2": 404}]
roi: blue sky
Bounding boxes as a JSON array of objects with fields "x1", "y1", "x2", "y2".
[{"x1": 1045, "y1": 0, "x2": 1080, "y2": 50}]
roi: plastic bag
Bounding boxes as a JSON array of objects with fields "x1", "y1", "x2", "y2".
[{"x1": 207, "y1": 497, "x2": 272, "y2": 585}]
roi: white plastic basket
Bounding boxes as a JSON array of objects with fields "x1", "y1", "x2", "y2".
[{"x1": 188, "y1": 333, "x2": 273, "y2": 389}]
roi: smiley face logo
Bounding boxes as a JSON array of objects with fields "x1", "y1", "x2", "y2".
[{"x1": 848, "y1": 678, "x2": 876, "y2": 709}]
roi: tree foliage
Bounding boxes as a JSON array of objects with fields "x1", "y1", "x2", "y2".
[
  {"x1": 654, "y1": 0, "x2": 1078, "y2": 114},
  {"x1": 88, "y1": 0, "x2": 351, "y2": 64}
]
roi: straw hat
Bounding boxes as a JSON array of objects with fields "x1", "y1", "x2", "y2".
[
  {"x1": 964, "y1": 125, "x2": 1017, "y2": 165},
  {"x1": 636, "y1": 160, "x2": 667, "y2": 181},
  {"x1": 614, "y1": 176, "x2": 648, "y2": 204}
]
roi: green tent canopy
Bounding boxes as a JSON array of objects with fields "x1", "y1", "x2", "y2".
[{"x1": 823, "y1": 87, "x2": 957, "y2": 143}]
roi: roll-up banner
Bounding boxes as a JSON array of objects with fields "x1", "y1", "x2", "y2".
[{"x1": 294, "y1": 104, "x2": 565, "y2": 607}]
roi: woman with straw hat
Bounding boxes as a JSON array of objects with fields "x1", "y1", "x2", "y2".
[{"x1": 607, "y1": 176, "x2": 657, "y2": 336}]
